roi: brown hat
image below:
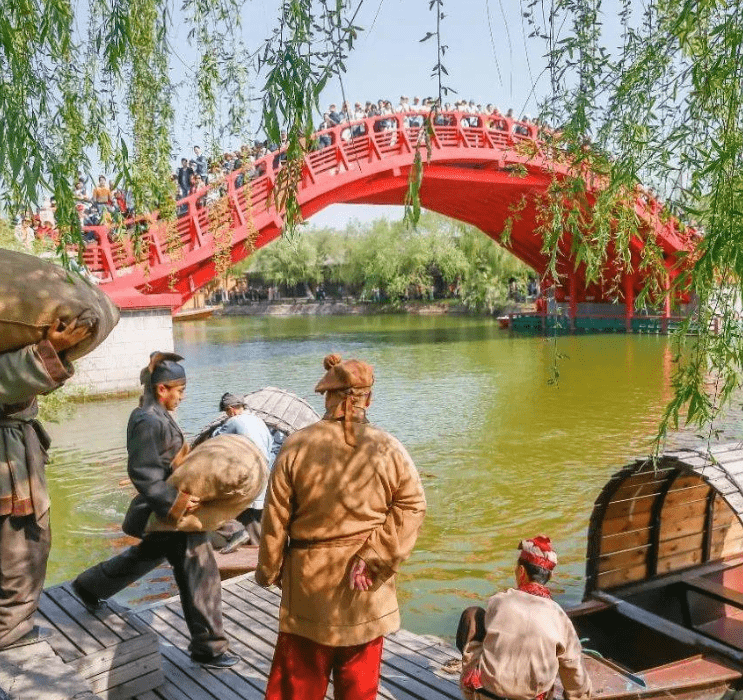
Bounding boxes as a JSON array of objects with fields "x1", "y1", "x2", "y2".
[
  {"x1": 314, "y1": 354, "x2": 374, "y2": 394},
  {"x1": 315, "y1": 354, "x2": 374, "y2": 447}
]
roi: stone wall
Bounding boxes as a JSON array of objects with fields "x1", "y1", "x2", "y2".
[{"x1": 68, "y1": 308, "x2": 174, "y2": 395}]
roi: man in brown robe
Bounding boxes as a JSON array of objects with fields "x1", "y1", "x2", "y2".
[
  {"x1": 0, "y1": 319, "x2": 90, "y2": 649},
  {"x1": 255, "y1": 353, "x2": 426, "y2": 700},
  {"x1": 456, "y1": 537, "x2": 592, "y2": 700}
]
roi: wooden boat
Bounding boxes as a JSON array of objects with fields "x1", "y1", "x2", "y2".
[
  {"x1": 497, "y1": 315, "x2": 511, "y2": 329},
  {"x1": 565, "y1": 443, "x2": 743, "y2": 698},
  {"x1": 192, "y1": 386, "x2": 320, "y2": 447},
  {"x1": 173, "y1": 305, "x2": 218, "y2": 322}
]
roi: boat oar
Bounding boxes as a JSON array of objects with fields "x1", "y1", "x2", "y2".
[{"x1": 582, "y1": 649, "x2": 647, "y2": 688}]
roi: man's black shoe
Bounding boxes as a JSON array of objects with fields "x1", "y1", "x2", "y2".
[
  {"x1": 1, "y1": 625, "x2": 51, "y2": 650},
  {"x1": 72, "y1": 579, "x2": 104, "y2": 612},
  {"x1": 191, "y1": 652, "x2": 240, "y2": 669}
]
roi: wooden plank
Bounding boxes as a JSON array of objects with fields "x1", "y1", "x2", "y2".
[
  {"x1": 598, "y1": 544, "x2": 650, "y2": 573},
  {"x1": 37, "y1": 590, "x2": 104, "y2": 661},
  {"x1": 69, "y1": 633, "x2": 159, "y2": 680},
  {"x1": 599, "y1": 528, "x2": 651, "y2": 555},
  {"x1": 606, "y1": 470, "x2": 677, "y2": 500},
  {"x1": 657, "y1": 547, "x2": 704, "y2": 573},
  {"x1": 597, "y1": 563, "x2": 648, "y2": 589},
  {"x1": 96, "y1": 664, "x2": 163, "y2": 700},
  {"x1": 658, "y1": 531, "x2": 704, "y2": 559},
  {"x1": 141, "y1": 606, "x2": 265, "y2": 700},
  {"x1": 603, "y1": 485, "x2": 705, "y2": 521},
  {"x1": 156, "y1": 650, "x2": 236, "y2": 700},
  {"x1": 659, "y1": 513, "x2": 706, "y2": 540},
  {"x1": 683, "y1": 576, "x2": 743, "y2": 611},
  {"x1": 57, "y1": 582, "x2": 141, "y2": 641},
  {"x1": 599, "y1": 509, "x2": 652, "y2": 537},
  {"x1": 721, "y1": 535, "x2": 743, "y2": 558},
  {"x1": 227, "y1": 582, "x2": 458, "y2": 699},
  {"x1": 45, "y1": 585, "x2": 123, "y2": 648},
  {"x1": 142, "y1": 605, "x2": 263, "y2": 700},
  {"x1": 87, "y1": 651, "x2": 161, "y2": 693}
]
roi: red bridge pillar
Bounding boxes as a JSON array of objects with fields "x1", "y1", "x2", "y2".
[{"x1": 624, "y1": 274, "x2": 635, "y2": 333}]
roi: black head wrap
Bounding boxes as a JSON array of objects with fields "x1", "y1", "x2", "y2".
[
  {"x1": 219, "y1": 392, "x2": 245, "y2": 412},
  {"x1": 140, "y1": 352, "x2": 186, "y2": 391}
]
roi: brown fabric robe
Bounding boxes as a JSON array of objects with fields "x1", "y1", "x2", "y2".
[
  {"x1": 0, "y1": 340, "x2": 73, "y2": 648},
  {"x1": 460, "y1": 589, "x2": 592, "y2": 700},
  {"x1": 255, "y1": 416, "x2": 426, "y2": 646}
]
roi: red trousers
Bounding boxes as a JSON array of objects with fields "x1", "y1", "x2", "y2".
[{"x1": 265, "y1": 631, "x2": 384, "y2": 700}]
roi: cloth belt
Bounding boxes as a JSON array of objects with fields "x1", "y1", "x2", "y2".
[
  {"x1": 0, "y1": 415, "x2": 51, "y2": 518},
  {"x1": 289, "y1": 534, "x2": 367, "y2": 550},
  {"x1": 476, "y1": 692, "x2": 546, "y2": 700}
]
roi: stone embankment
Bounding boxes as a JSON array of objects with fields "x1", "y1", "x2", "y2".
[{"x1": 218, "y1": 300, "x2": 529, "y2": 317}]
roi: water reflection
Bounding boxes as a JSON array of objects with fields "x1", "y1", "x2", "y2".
[{"x1": 44, "y1": 315, "x2": 740, "y2": 639}]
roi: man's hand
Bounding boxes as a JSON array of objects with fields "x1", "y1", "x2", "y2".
[
  {"x1": 46, "y1": 318, "x2": 92, "y2": 353},
  {"x1": 349, "y1": 557, "x2": 373, "y2": 591},
  {"x1": 184, "y1": 495, "x2": 201, "y2": 513}
]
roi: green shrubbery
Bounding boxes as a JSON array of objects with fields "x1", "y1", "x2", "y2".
[{"x1": 234, "y1": 212, "x2": 532, "y2": 312}]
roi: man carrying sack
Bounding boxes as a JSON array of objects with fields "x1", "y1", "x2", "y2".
[
  {"x1": 72, "y1": 352, "x2": 239, "y2": 669},
  {"x1": 455, "y1": 537, "x2": 591, "y2": 700},
  {"x1": 0, "y1": 319, "x2": 90, "y2": 649},
  {"x1": 255, "y1": 353, "x2": 427, "y2": 700}
]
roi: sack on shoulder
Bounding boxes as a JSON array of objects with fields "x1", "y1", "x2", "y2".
[
  {"x1": 0, "y1": 249, "x2": 120, "y2": 361},
  {"x1": 145, "y1": 433, "x2": 268, "y2": 533}
]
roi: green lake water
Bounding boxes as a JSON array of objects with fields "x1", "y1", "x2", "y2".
[{"x1": 44, "y1": 314, "x2": 735, "y2": 640}]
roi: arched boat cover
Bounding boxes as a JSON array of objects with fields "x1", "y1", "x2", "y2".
[
  {"x1": 192, "y1": 387, "x2": 320, "y2": 447},
  {"x1": 585, "y1": 443, "x2": 743, "y2": 596}
]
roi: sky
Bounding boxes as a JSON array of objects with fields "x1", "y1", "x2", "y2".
[{"x1": 166, "y1": 0, "x2": 557, "y2": 230}]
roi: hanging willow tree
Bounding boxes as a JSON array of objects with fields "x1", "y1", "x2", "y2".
[
  {"x1": 516, "y1": 0, "x2": 743, "y2": 445},
  {"x1": 2, "y1": 0, "x2": 742, "y2": 441},
  {"x1": 0, "y1": 0, "x2": 360, "y2": 262}
]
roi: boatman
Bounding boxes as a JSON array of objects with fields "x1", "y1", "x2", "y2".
[
  {"x1": 72, "y1": 352, "x2": 239, "y2": 669},
  {"x1": 0, "y1": 319, "x2": 90, "y2": 649},
  {"x1": 255, "y1": 353, "x2": 426, "y2": 700},
  {"x1": 211, "y1": 392, "x2": 274, "y2": 550},
  {"x1": 456, "y1": 537, "x2": 592, "y2": 700}
]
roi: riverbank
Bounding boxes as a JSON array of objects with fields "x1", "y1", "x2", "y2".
[{"x1": 217, "y1": 299, "x2": 533, "y2": 317}]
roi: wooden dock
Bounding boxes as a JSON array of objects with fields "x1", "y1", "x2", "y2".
[{"x1": 0, "y1": 574, "x2": 462, "y2": 700}]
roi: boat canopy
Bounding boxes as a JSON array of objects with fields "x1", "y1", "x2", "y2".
[
  {"x1": 192, "y1": 386, "x2": 321, "y2": 447},
  {"x1": 585, "y1": 443, "x2": 743, "y2": 595}
]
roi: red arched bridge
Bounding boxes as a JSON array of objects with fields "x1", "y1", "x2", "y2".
[{"x1": 81, "y1": 111, "x2": 696, "y2": 322}]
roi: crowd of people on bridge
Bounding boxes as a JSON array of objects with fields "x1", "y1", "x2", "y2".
[{"x1": 15, "y1": 93, "x2": 681, "y2": 251}]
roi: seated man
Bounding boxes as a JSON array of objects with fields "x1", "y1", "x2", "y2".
[
  {"x1": 456, "y1": 537, "x2": 591, "y2": 700},
  {"x1": 211, "y1": 393, "x2": 274, "y2": 549}
]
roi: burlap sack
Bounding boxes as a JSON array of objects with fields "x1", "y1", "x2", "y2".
[
  {"x1": 0, "y1": 248, "x2": 120, "y2": 361},
  {"x1": 145, "y1": 434, "x2": 268, "y2": 533}
]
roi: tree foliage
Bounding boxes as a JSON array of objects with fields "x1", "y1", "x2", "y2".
[
  {"x1": 521, "y1": 0, "x2": 743, "y2": 444},
  {"x1": 0, "y1": 0, "x2": 359, "y2": 254},
  {"x1": 240, "y1": 212, "x2": 532, "y2": 310}
]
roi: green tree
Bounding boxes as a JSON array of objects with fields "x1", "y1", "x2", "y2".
[
  {"x1": 0, "y1": 0, "x2": 359, "y2": 257},
  {"x1": 520, "y1": 0, "x2": 743, "y2": 442}
]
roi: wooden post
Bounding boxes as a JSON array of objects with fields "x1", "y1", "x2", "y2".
[
  {"x1": 569, "y1": 270, "x2": 577, "y2": 332},
  {"x1": 624, "y1": 274, "x2": 634, "y2": 333},
  {"x1": 662, "y1": 269, "x2": 671, "y2": 334}
]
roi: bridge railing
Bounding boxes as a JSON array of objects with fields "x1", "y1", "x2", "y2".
[{"x1": 77, "y1": 110, "x2": 686, "y2": 290}]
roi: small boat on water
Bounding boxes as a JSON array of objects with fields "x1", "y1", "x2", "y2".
[
  {"x1": 563, "y1": 443, "x2": 743, "y2": 699},
  {"x1": 173, "y1": 305, "x2": 220, "y2": 322}
]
